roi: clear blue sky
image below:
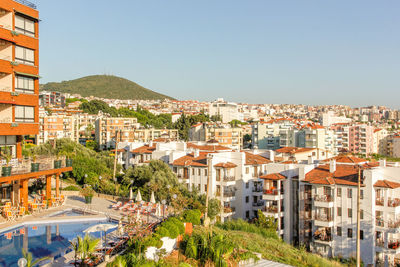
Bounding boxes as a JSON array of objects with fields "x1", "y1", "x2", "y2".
[{"x1": 35, "y1": 0, "x2": 400, "y2": 108}]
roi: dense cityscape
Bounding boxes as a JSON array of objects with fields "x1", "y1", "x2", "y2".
[{"x1": 1, "y1": 0, "x2": 399, "y2": 267}]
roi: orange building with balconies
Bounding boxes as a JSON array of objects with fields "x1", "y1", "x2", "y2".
[
  {"x1": 0, "y1": 0, "x2": 39, "y2": 158},
  {"x1": 0, "y1": 1, "x2": 72, "y2": 211}
]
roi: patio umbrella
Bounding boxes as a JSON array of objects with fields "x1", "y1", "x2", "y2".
[
  {"x1": 150, "y1": 191, "x2": 156, "y2": 204},
  {"x1": 136, "y1": 209, "x2": 141, "y2": 222},
  {"x1": 156, "y1": 204, "x2": 161, "y2": 217},
  {"x1": 135, "y1": 190, "x2": 142, "y2": 202},
  {"x1": 129, "y1": 188, "x2": 133, "y2": 200}
]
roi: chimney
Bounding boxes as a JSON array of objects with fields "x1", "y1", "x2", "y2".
[
  {"x1": 379, "y1": 159, "x2": 386, "y2": 168},
  {"x1": 269, "y1": 150, "x2": 275, "y2": 161},
  {"x1": 308, "y1": 156, "x2": 314, "y2": 165},
  {"x1": 194, "y1": 149, "x2": 200, "y2": 158},
  {"x1": 329, "y1": 159, "x2": 336, "y2": 173}
]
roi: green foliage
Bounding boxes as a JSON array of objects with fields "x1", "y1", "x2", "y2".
[
  {"x1": 85, "y1": 140, "x2": 98, "y2": 151},
  {"x1": 41, "y1": 75, "x2": 174, "y2": 100},
  {"x1": 207, "y1": 198, "x2": 221, "y2": 220},
  {"x1": 256, "y1": 209, "x2": 278, "y2": 230},
  {"x1": 173, "y1": 112, "x2": 210, "y2": 140},
  {"x1": 217, "y1": 218, "x2": 278, "y2": 239},
  {"x1": 370, "y1": 153, "x2": 400, "y2": 162},
  {"x1": 63, "y1": 185, "x2": 80, "y2": 191},
  {"x1": 210, "y1": 114, "x2": 222, "y2": 122},
  {"x1": 22, "y1": 249, "x2": 49, "y2": 267},
  {"x1": 66, "y1": 97, "x2": 82, "y2": 104},
  {"x1": 70, "y1": 234, "x2": 100, "y2": 266},
  {"x1": 182, "y1": 209, "x2": 202, "y2": 225},
  {"x1": 156, "y1": 226, "x2": 170, "y2": 238},
  {"x1": 229, "y1": 119, "x2": 247, "y2": 127}
]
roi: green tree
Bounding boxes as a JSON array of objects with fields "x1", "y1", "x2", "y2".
[
  {"x1": 22, "y1": 249, "x2": 49, "y2": 267},
  {"x1": 207, "y1": 198, "x2": 221, "y2": 220}
]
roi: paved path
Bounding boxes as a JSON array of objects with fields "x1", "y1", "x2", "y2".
[{"x1": 240, "y1": 259, "x2": 293, "y2": 267}]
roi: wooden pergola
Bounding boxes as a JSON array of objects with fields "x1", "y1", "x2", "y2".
[{"x1": 0, "y1": 166, "x2": 73, "y2": 209}]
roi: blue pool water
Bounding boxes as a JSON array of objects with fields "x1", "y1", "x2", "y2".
[
  {"x1": 0, "y1": 220, "x2": 116, "y2": 267},
  {"x1": 48, "y1": 209, "x2": 88, "y2": 217}
]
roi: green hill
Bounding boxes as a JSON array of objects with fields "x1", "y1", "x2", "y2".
[{"x1": 40, "y1": 75, "x2": 174, "y2": 100}]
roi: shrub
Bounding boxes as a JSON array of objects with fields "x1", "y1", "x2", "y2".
[
  {"x1": 156, "y1": 226, "x2": 170, "y2": 238},
  {"x1": 183, "y1": 209, "x2": 201, "y2": 225},
  {"x1": 163, "y1": 222, "x2": 179, "y2": 239},
  {"x1": 63, "y1": 185, "x2": 80, "y2": 191},
  {"x1": 167, "y1": 217, "x2": 185, "y2": 234}
]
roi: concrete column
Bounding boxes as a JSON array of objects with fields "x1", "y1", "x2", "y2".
[
  {"x1": 46, "y1": 225, "x2": 51, "y2": 244},
  {"x1": 16, "y1": 135, "x2": 23, "y2": 159}
]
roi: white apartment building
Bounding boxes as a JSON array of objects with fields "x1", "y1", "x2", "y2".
[
  {"x1": 209, "y1": 98, "x2": 241, "y2": 123},
  {"x1": 321, "y1": 111, "x2": 352, "y2": 127},
  {"x1": 38, "y1": 114, "x2": 79, "y2": 144},
  {"x1": 189, "y1": 123, "x2": 243, "y2": 150}
]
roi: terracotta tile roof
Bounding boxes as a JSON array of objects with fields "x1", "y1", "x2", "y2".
[
  {"x1": 131, "y1": 145, "x2": 156, "y2": 154},
  {"x1": 260, "y1": 173, "x2": 286, "y2": 180},
  {"x1": 276, "y1": 147, "x2": 316, "y2": 154},
  {"x1": 172, "y1": 153, "x2": 208, "y2": 167},
  {"x1": 187, "y1": 143, "x2": 231, "y2": 151},
  {"x1": 374, "y1": 128, "x2": 382, "y2": 133},
  {"x1": 374, "y1": 180, "x2": 400, "y2": 189},
  {"x1": 111, "y1": 148, "x2": 126, "y2": 152},
  {"x1": 214, "y1": 162, "x2": 237, "y2": 168},
  {"x1": 322, "y1": 155, "x2": 367, "y2": 164},
  {"x1": 305, "y1": 164, "x2": 359, "y2": 186},
  {"x1": 244, "y1": 152, "x2": 272, "y2": 165}
]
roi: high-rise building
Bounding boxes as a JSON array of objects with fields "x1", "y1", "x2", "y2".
[{"x1": 0, "y1": 0, "x2": 39, "y2": 158}]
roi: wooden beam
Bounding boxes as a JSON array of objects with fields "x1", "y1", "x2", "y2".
[
  {"x1": 46, "y1": 175, "x2": 52, "y2": 207},
  {"x1": 0, "y1": 166, "x2": 72, "y2": 184},
  {"x1": 21, "y1": 179, "x2": 28, "y2": 210}
]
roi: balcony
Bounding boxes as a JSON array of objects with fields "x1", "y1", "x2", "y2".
[
  {"x1": 376, "y1": 218, "x2": 384, "y2": 227},
  {"x1": 388, "y1": 198, "x2": 400, "y2": 208},
  {"x1": 388, "y1": 240, "x2": 400, "y2": 252},
  {"x1": 223, "y1": 206, "x2": 235, "y2": 214},
  {"x1": 314, "y1": 235, "x2": 332, "y2": 244},
  {"x1": 376, "y1": 239, "x2": 385, "y2": 248},
  {"x1": 0, "y1": 156, "x2": 72, "y2": 179},
  {"x1": 252, "y1": 201, "x2": 264, "y2": 207},
  {"x1": 223, "y1": 191, "x2": 235, "y2": 199},
  {"x1": 263, "y1": 205, "x2": 278, "y2": 213},
  {"x1": 252, "y1": 187, "x2": 263, "y2": 193},
  {"x1": 314, "y1": 215, "x2": 334, "y2": 227},
  {"x1": 263, "y1": 189, "x2": 282, "y2": 201},
  {"x1": 314, "y1": 194, "x2": 334, "y2": 208},
  {"x1": 376, "y1": 198, "x2": 384, "y2": 206}
]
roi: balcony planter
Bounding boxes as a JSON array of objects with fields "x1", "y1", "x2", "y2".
[
  {"x1": 1, "y1": 166, "x2": 12, "y2": 177},
  {"x1": 80, "y1": 186, "x2": 95, "y2": 204},
  {"x1": 31, "y1": 163, "x2": 40, "y2": 172},
  {"x1": 54, "y1": 160, "x2": 62, "y2": 169},
  {"x1": 65, "y1": 158, "x2": 73, "y2": 167}
]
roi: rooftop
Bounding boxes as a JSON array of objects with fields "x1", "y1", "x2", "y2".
[{"x1": 14, "y1": 0, "x2": 37, "y2": 9}]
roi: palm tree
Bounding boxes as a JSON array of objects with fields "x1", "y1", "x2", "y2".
[
  {"x1": 106, "y1": 256, "x2": 127, "y2": 267},
  {"x1": 70, "y1": 236, "x2": 83, "y2": 266},
  {"x1": 22, "y1": 249, "x2": 49, "y2": 267},
  {"x1": 81, "y1": 234, "x2": 100, "y2": 264}
]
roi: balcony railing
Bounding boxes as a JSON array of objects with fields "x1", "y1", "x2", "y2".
[
  {"x1": 263, "y1": 206, "x2": 278, "y2": 213},
  {"x1": 224, "y1": 206, "x2": 236, "y2": 213},
  {"x1": 252, "y1": 201, "x2": 264, "y2": 207},
  {"x1": 315, "y1": 215, "x2": 333, "y2": 222},
  {"x1": 264, "y1": 189, "x2": 280, "y2": 195},
  {"x1": 376, "y1": 239, "x2": 384, "y2": 247},
  {"x1": 376, "y1": 198, "x2": 384, "y2": 206},
  {"x1": 252, "y1": 187, "x2": 263, "y2": 193},
  {"x1": 376, "y1": 218, "x2": 384, "y2": 227},
  {"x1": 0, "y1": 156, "x2": 69, "y2": 176},
  {"x1": 223, "y1": 191, "x2": 235, "y2": 198},
  {"x1": 223, "y1": 176, "x2": 235, "y2": 182},
  {"x1": 314, "y1": 195, "x2": 334, "y2": 202},
  {"x1": 388, "y1": 220, "x2": 400, "y2": 228},
  {"x1": 388, "y1": 198, "x2": 400, "y2": 208},
  {"x1": 314, "y1": 235, "x2": 332, "y2": 242},
  {"x1": 15, "y1": 0, "x2": 37, "y2": 9}
]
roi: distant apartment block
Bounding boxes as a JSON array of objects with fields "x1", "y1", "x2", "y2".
[
  {"x1": 209, "y1": 98, "x2": 241, "y2": 123},
  {"x1": 38, "y1": 115, "x2": 79, "y2": 144},
  {"x1": 331, "y1": 124, "x2": 374, "y2": 156},
  {"x1": 95, "y1": 116, "x2": 178, "y2": 150},
  {"x1": 321, "y1": 111, "x2": 352, "y2": 127},
  {"x1": 39, "y1": 91, "x2": 66, "y2": 108},
  {"x1": 189, "y1": 123, "x2": 243, "y2": 150}
]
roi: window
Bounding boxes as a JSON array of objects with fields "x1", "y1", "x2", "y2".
[
  {"x1": 246, "y1": 211, "x2": 250, "y2": 218},
  {"x1": 15, "y1": 105, "x2": 34, "y2": 122},
  {"x1": 246, "y1": 167, "x2": 249, "y2": 174},
  {"x1": 337, "y1": 188, "x2": 342, "y2": 197},
  {"x1": 360, "y1": 189, "x2": 364, "y2": 199},
  {"x1": 337, "y1": 207, "x2": 342, "y2": 216},
  {"x1": 347, "y1": 188, "x2": 352, "y2": 198},
  {"x1": 245, "y1": 196, "x2": 249, "y2": 203},
  {"x1": 15, "y1": 46, "x2": 35, "y2": 66},
  {"x1": 15, "y1": 15, "x2": 35, "y2": 37},
  {"x1": 280, "y1": 218, "x2": 284, "y2": 229},
  {"x1": 360, "y1": 230, "x2": 364, "y2": 240},
  {"x1": 246, "y1": 182, "x2": 249, "y2": 189},
  {"x1": 360, "y1": 209, "x2": 364, "y2": 220},
  {"x1": 348, "y1": 228, "x2": 353, "y2": 238},
  {"x1": 205, "y1": 169, "x2": 207, "y2": 176},
  {"x1": 198, "y1": 169, "x2": 201, "y2": 176},
  {"x1": 15, "y1": 76, "x2": 35, "y2": 94},
  {"x1": 192, "y1": 168, "x2": 195, "y2": 175},
  {"x1": 348, "y1": 208, "x2": 353, "y2": 218},
  {"x1": 337, "y1": 227, "x2": 342, "y2": 236}
]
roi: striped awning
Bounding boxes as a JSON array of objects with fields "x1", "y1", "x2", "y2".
[{"x1": 14, "y1": 71, "x2": 40, "y2": 79}]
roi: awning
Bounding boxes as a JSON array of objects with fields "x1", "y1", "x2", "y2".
[
  {"x1": 0, "y1": 99, "x2": 15, "y2": 104},
  {"x1": 14, "y1": 10, "x2": 39, "y2": 21},
  {"x1": 14, "y1": 71, "x2": 40, "y2": 79},
  {"x1": 0, "y1": 36, "x2": 15, "y2": 43}
]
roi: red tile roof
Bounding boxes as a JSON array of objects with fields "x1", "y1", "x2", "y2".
[
  {"x1": 260, "y1": 173, "x2": 286, "y2": 180},
  {"x1": 187, "y1": 143, "x2": 231, "y2": 152},
  {"x1": 276, "y1": 147, "x2": 316, "y2": 154},
  {"x1": 131, "y1": 145, "x2": 156, "y2": 154},
  {"x1": 322, "y1": 155, "x2": 367, "y2": 164},
  {"x1": 214, "y1": 162, "x2": 237, "y2": 168},
  {"x1": 305, "y1": 164, "x2": 359, "y2": 186},
  {"x1": 244, "y1": 152, "x2": 272, "y2": 165},
  {"x1": 374, "y1": 180, "x2": 400, "y2": 189},
  {"x1": 172, "y1": 153, "x2": 208, "y2": 167}
]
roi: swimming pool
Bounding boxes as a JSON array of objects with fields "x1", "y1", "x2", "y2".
[
  {"x1": 47, "y1": 209, "x2": 91, "y2": 217},
  {"x1": 0, "y1": 219, "x2": 116, "y2": 267}
]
